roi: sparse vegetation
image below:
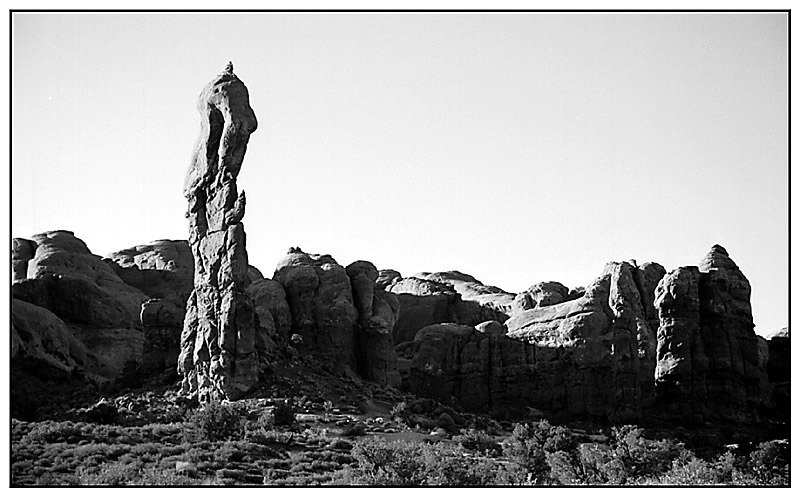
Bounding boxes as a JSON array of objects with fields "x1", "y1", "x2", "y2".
[{"x1": 10, "y1": 384, "x2": 789, "y2": 487}]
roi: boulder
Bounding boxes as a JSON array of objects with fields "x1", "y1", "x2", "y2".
[
  {"x1": 511, "y1": 281, "x2": 570, "y2": 314},
  {"x1": 178, "y1": 63, "x2": 260, "y2": 401}
]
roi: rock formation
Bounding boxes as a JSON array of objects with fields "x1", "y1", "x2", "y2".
[
  {"x1": 653, "y1": 245, "x2": 771, "y2": 423},
  {"x1": 12, "y1": 230, "x2": 148, "y2": 328},
  {"x1": 400, "y1": 261, "x2": 662, "y2": 422},
  {"x1": 10, "y1": 231, "x2": 153, "y2": 406},
  {"x1": 387, "y1": 271, "x2": 514, "y2": 344},
  {"x1": 346, "y1": 261, "x2": 401, "y2": 386},
  {"x1": 106, "y1": 240, "x2": 194, "y2": 373},
  {"x1": 273, "y1": 251, "x2": 358, "y2": 371},
  {"x1": 177, "y1": 63, "x2": 260, "y2": 401}
]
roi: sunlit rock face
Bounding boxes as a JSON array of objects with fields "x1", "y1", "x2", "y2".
[{"x1": 177, "y1": 63, "x2": 261, "y2": 401}]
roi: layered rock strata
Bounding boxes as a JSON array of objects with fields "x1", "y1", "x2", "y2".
[{"x1": 177, "y1": 63, "x2": 260, "y2": 401}]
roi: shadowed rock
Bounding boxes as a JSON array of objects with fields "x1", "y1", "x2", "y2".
[
  {"x1": 653, "y1": 245, "x2": 771, "y2": 423},
  {"x1": 273, "y1": 251, "x2": 358, "y2": 373}
]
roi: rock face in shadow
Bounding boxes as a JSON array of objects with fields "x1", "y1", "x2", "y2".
[
  {"x1": 653, "y1": 245, "x2": 771, "y2": 423},
  {"x1": 387, "y1": 271, "x2": 514, "y2": 344},
  {"x1": 273, "y1": 251, "x2": 358, "y2": 371},
  {"x1": 177, "y1": 63, "x2": 261, "y2": 401},
  {"x1": 272, "y1": 251, "x2": 400, "y2": 386},
  {"x1": 12, "y1": 231, "x2": 149, "y2": 329},
  {"x1": 764, "y1": 327, "x2": 790, "y2": 421},
  {"x1": 106, "y1": 239, "x2": 194, "y2": 374},
  {"x1": 10, "y1": 230, "x2": 154, "y2": 398},
  {"x1": 347, "y1": 261, "x2": 401, "y2": 387}
]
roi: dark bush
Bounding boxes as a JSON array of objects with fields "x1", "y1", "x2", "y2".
[
  {"x1": 453, "y1": 429, "x2": 502, "y2": 457},
  {"x1": 272, "y1": 400, "x2": 296, "y2": 426},
  {"x1": 186, "y1": 402, "x2": 245, "y2": 442}
]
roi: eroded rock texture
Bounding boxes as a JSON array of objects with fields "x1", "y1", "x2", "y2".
[
  {"x1": 178, "y1": 63, "x2": 260, "y2": 401},
  {"x1": 347, "y1": 261, "x2": 401, "y2": 386},
  {"x1": 387, "y1": 271, "x2": 514, "y2": 344},
  {"x1": 653, "y1": 245, "x2": 770, "y2": 423},
  {"x1": 106, "y1": 240, "x2": 194, "y2": 374},
  {"x1": 10, "y1": 231, "x2": 152, "y2": 411},
  {"x1": 404, "y1": 261, "x2": 662, "y2": 422}
]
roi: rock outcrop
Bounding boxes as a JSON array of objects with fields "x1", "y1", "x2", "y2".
[
  {"x1": 402, "y1": 261, "x2": 661, "y2": 422},
  {"x1": 273, "y1": 251, "x2": 358, "y2": 372},
  {"x1": 347, "y1": 261, "x2": 401, "y2": 386},
  {"x1": 653, "y1": 245, "x2": 771, "y2": 423},
  {"x1": 106, "y1": 239, "x2": 194, "y2": 373},
  {"x1": 11, "y1": 231, "x2": 149, "y2": 385},
  {"x1": 272, "y1": 251, "x2": 400, "y2": 385},
  {"x1": 387, "y1": 271, "x2": 514, "y2": 344},
  {"x1": 12, "y1": 230, "x2": 148, "y2": 328},
  {"x1": 177, "y1": 63, "x2": 261, "y2": 401},
  {"x1": 511, "y1": 281, "x2": 571, "y2": 314},
  {"x1": 764, "y1": 327, "x2": 790, "y2": 421}
]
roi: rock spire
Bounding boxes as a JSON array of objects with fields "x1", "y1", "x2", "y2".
[{"x1": 177, "y1": 64, "x2": 260, "y2": 401}]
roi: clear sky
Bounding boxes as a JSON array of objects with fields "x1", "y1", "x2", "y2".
[{"x1": 11, "y1": 12, "x2": 788, "y2": 335}]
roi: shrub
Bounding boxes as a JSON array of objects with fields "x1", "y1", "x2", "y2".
[
  {"x1": 337, "y1": 437, "x2": 503, "y2": 486},
  {"x1": 186, "y1": 402, "x2": 245, "y2": 442},
  {"x1": 341, "y1": 422, "x2": 367, "y2": 437},
  {"x1": 738, "y1": 440, "x2": 789, "y2": 486},
  {"x1": 453, "y1": 429, "x2": 502, "y2": 457},
  {"x1": 609, "y1": 425, "x2": 685, "y2": 482},
  {"x1": 272, "y1": 400, "x2": 296, "y2": 426},
  {"x1": 502, "y1": 420, "x2": 577, "y2": 484},
  {"x1": 390, "y1": 401, "x2": 411, "y2": 425}
]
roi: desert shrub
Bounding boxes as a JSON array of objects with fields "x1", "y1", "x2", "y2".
[
  {"x1": 608, "y1": 425, "x2": 685, "y2": 482},
  {"x1": 501, "y1": 420, "x2": 577, "y2": 485},
  {"x1": 647, "y1": 453, "x2": 726, "y2": 485},
  {"x1": 390, "y1": 401, "x2": 411, "y2": 426},
  {"x1": 436, "y1": 412, "x2": 455, "y2": 431},
  {"x1": 186, "y1": 402, "x2": 246, "y2": 442},
  {"x1": 546, "y1": 443, "x2": 626, "y2": 485},
  {"x1": 453, "y1": 428, "x2": 502, "y2": 457},
  {"x1": 76, "y1": 461, "x2": 142, "y2": 485},
  {"x1": 272, "y1": 400, "x2": 296, "y2": 426},
  {"x1": 341, "y1": 422, "x2": 367, "y2": 438},
  {"x1": 339, "y1": 437, "x2": 501, "y2": 486},
  {"x1": 344, "y1": 438, "x2": 428, "y2": 485},
  {"x1": 736, "y1": 440, "x2": 790, "y2": 486}
]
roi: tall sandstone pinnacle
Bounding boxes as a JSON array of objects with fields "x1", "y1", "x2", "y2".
[{"x1": 178, "y1": 63, "x2": 260, "y2": 401}]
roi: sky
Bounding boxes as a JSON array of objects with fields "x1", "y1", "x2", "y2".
[{"x1": 10, "y1": 12, "x2": 789, "y2": 335}]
